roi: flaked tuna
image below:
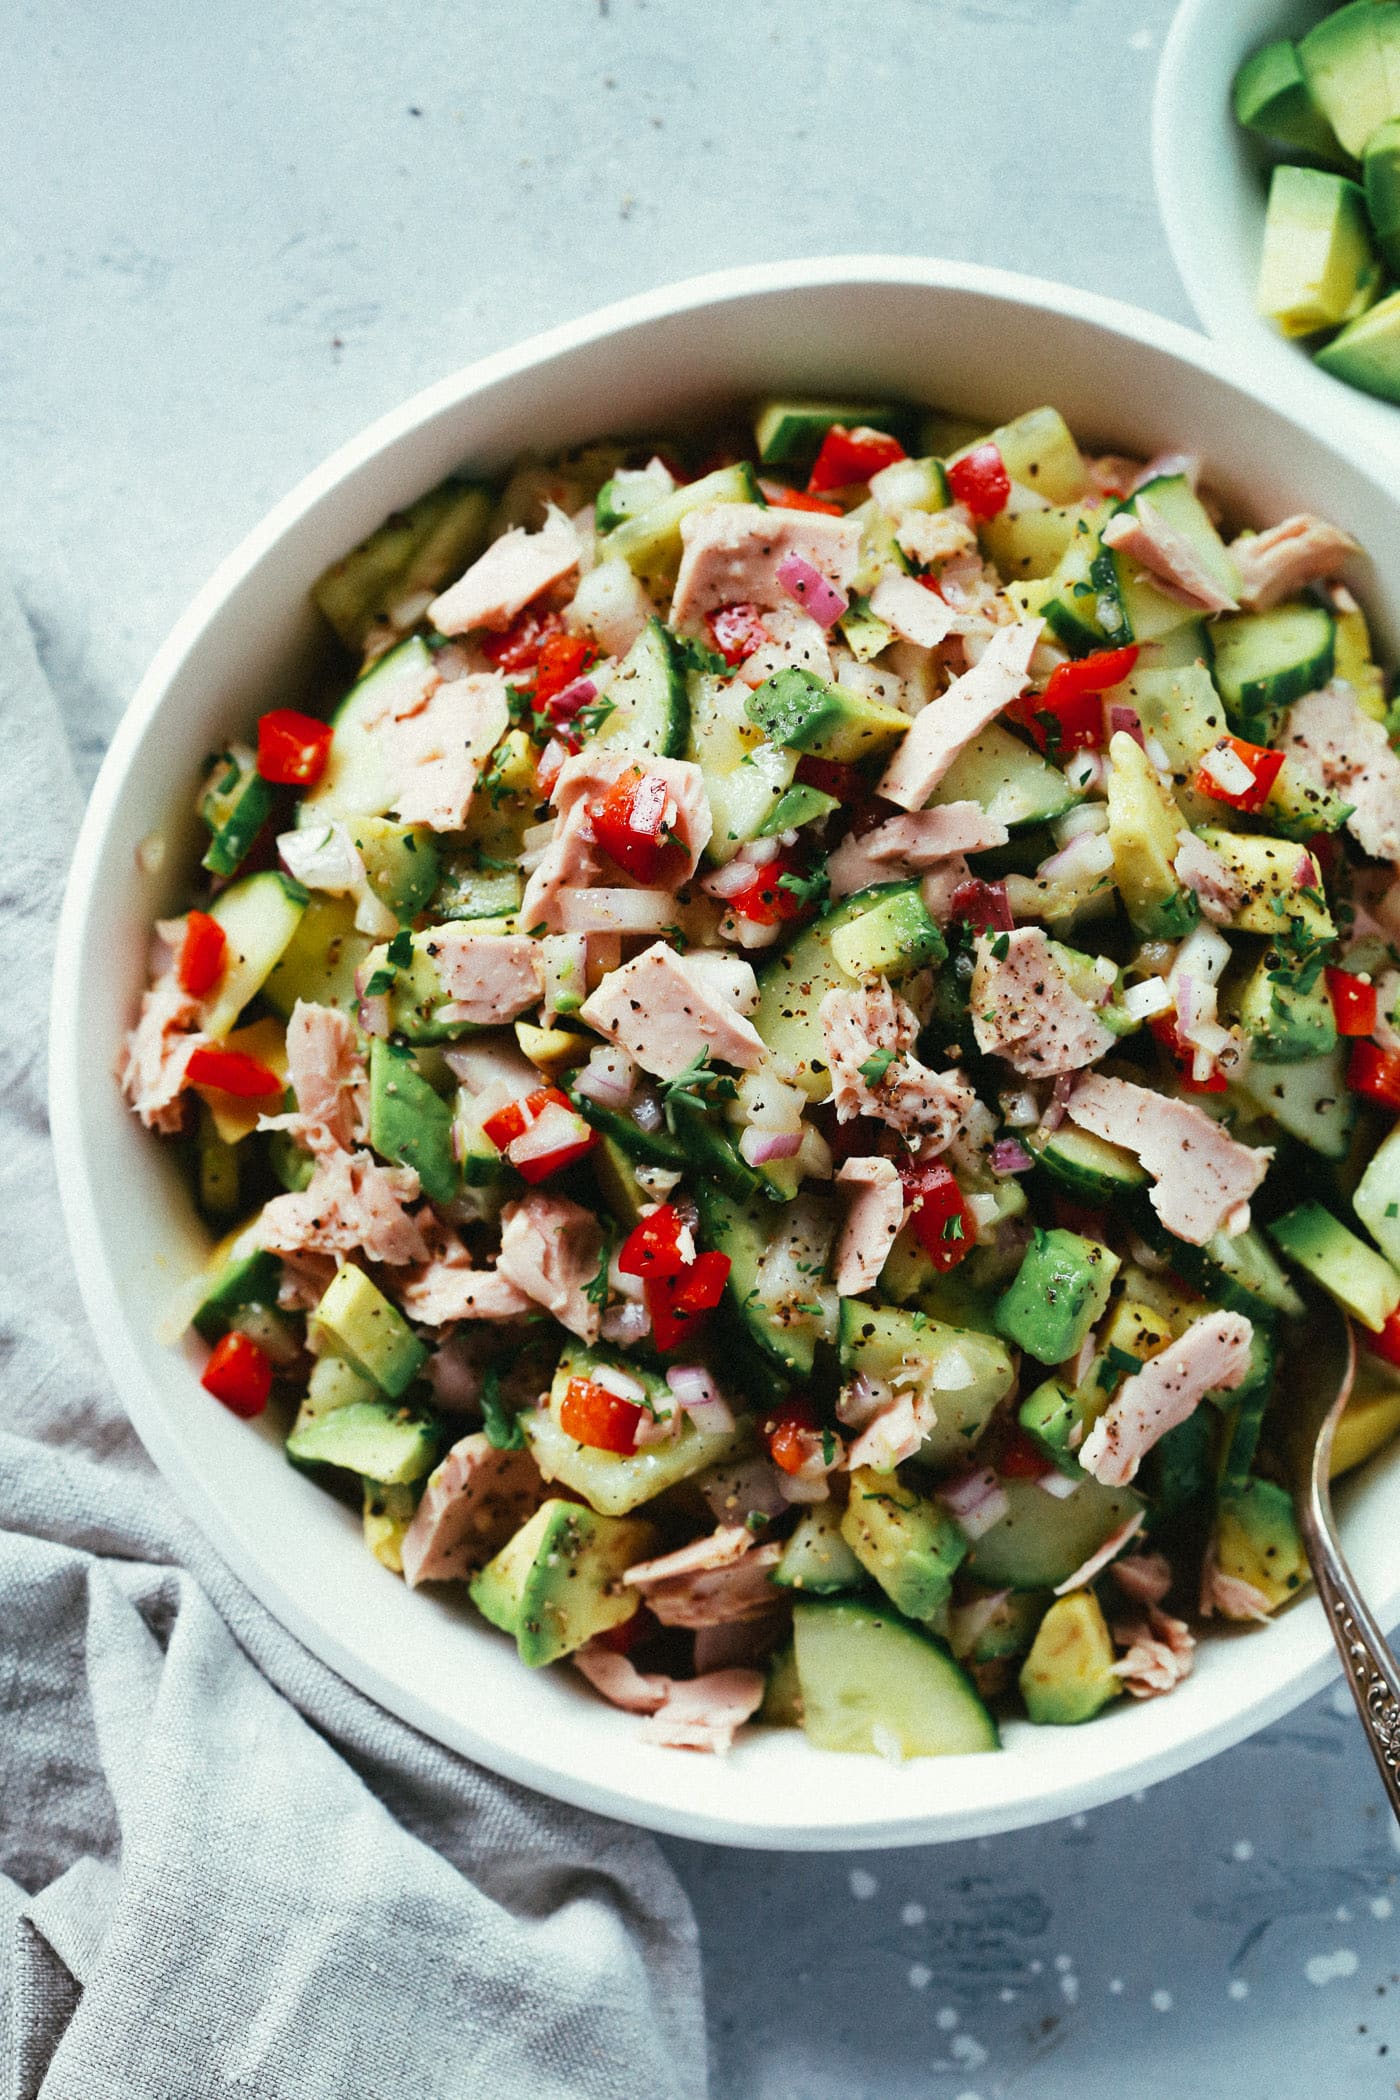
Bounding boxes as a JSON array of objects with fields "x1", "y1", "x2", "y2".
[
  {"x1": 497, "y1": 1190, "x2": 605, "y2": 1343},
  {"x1": 429, "y1": 506, "x2": 581, "y2": 634},
  {"x1": 1079, "y1": 1310, "x2": 1255, "y2": 1486},
  {"x1": 400, "y1": 1433, "x2": 545, "y2": 1587},
  {"x1": 971, "y1": 927, "x2": 1116, "y2": 1077},
  {"x1": 833, "y1": 1156, "x2": 905, "y2": 1296},
  {"x1": 1101, "y1": 499, "x2": 1238, "y2": 613},
  {"x1": 258, "y1": 1149, "x2": 429, "y2": 1266},
  {"x1": 877, "y1": 620, "x2": 1041, "y2": 811},
  {"x1": 821, "y1": 980, "x2": 979, "y2": 1147},
  {"x1": 669, "y1": 503, "x2": 861, "y2": 634},
  {"x1": 1284, "y1": 681, "x2": 1400, "y2": 867},
  {"x1": 1065, "y1": 1073, "x2": 1271, "y2": 1245},
  {"x1": 579, "y1": 942, "x2": 766, "y2": 1080},
  {"x1": 1229, "y1": 513, "x2": 1359, "y2": 613}
]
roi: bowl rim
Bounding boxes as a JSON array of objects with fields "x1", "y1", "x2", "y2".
[
  {"x1": 1152, "y1": 0, "x2": 1400, "y2": 459},
  {"x1": 50, "y1": 252, "x2": 1388, "y2": 1848}
]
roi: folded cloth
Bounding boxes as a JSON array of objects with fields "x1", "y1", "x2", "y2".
[{"x1": 0, "y1": 584, "x2": 707, "y2": 2100}]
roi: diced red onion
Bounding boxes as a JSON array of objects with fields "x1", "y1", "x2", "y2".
[
  {"x1": 666, "y1": 1364, "x2": 737, "y2": 1436},
  {"x1": 990, "y1": 1137, "x2": 1034, "y2": 1176},
  {"x1": 354, "y1": 964, "x2": 391, "y2": 1040},
  {"x1": 776, "y1": 551, "x2": 848, "y2": 629},
  {"x1": 1038, "y1": 1073, "x2": 1074, "y2": 1134},
  {"x1": 739, "y1": 1127, "x2": 803, "y2": 1166},
  {"x1": 1106, "y1": 704, "x2": 1145, "y2": 747},
  {"x1": 547, "y1": 676, "x2": 598, "y2": 719},
  {"x1": 631, "y1": 1092, "x2": 664, "y2": 1133},
  {"x1": 574, "y1": 1045, "x2": 637, "y2": 1110},
  {"x1": 592, "y1": 1362, "x2": 647, "y2": 1403},
  {"x1": 934, "y1": 1466, "x2": 1010, "y2": 1539},
  {"x1": 1296, "y1": 849, "x2": 1319, "y2": 887},
  {"x1": 703, "y1": 857, "x2": 767, "y2": 901},
  {"x1": 949, "y1": 1587, "x2": 1013, "y2": 1654},
  {"x1": 601, "y1": 1298, "x2": 651, "y2": 1347},
  {"x1": 1038, "y1": 829, "x2": 1115, "y2": 886}
]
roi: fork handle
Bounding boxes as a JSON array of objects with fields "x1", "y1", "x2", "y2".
[{"x1": 1301, "y1": 1482, "x2": 1400, "y2": 1822}]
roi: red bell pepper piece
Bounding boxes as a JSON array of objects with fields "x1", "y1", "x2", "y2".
[
  {"x1": 1194, "y1": 734, "x2": 1286, "y2": 814},
  {"x1": 948, "y1": 877, "x2": 1013, "y2": 936},
  {"x1": 201, "y1": 1330, "x2": 273, "y2": 1418},
  {"x1": 998, "y1": 1425, "x2": 1051, "y2": 1480},
  {"x1": 177, "y1": 910, "x2": 227, "y2": 998},
  {"x1": 706, "y1": 603, "x2": 770, "y2": 668},
  {"x1": 256, "y1": 708, "x2": 333, "y2": 787},
  {"x1": 481, "y1": 1086, "x2": 596, "y2": 1183},
  {"x1": 480, "y1": 606, "x2": 564, "y2": 673},
  {"x1": 532, "y1": 632, "x2": 596, "y2": 709},
  {"x1": 1148, "y1": 1016, "x2": 1229, "y2": 1094},
  {"x1": 761, "y1": 1394, "x2": 821, "y2": 1476},
  {"x1": 1368, "y1": 1309, "x2": 1400, "y2": 1369},
  {"x1": 806, "y1": 424, "x2": 907, "y2": 495},
  {"x1": 947, "y1": 442, "x2": 1012, "y2": 520},
  {"x1": 758, "y1": 480, "x2": 845, "y2": 516},
  {"x1": 617, "y1": 1203, "x2": 689, "y2": 1280},
  {"x1": 646, "y1": 1250, "x2": 731, "y2": 1352},
  {"x1": 185, "y1": 1045, "x2": 284, "y2": 1099},
  {"x1": 900, "y1": 1160, "x2": 975, "y2": 1271},
  {"x1": 591, "y1": 766, "x2": 690, "y2": 887},
  {"x1": 794, "y1": 755, "x2": 868, "y2": 803},
  {"x1": 1349, "y1": 1041, "x2": 1400, "y2": 1113},
  {"x1": 559, "y1": 1375, "x2": 642, "y2": 1454},
  {"x1": 591, "y1": 1603, "x2": 659, "y2": 1654},
  {"x1": 1325, "y1": 967, "x2": 1379, "y2": 1039},
  {"x1": 1015, "y1": 646, "x2": 1140, "y2": 755},
  {"x1": 725, "y1": 852, "x2": 806, "y2": 926}
]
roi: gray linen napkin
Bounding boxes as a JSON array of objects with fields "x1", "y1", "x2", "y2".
[{"x1": 0, "y1": 583, "x2": 707, "y2": 2100}]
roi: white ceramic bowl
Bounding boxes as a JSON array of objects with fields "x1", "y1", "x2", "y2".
[
  {"x1": 51, "y1": 256, "x2": 1400, "y2": 1849},
  {"x1": 1155, "y1": 0, "x2": 1400, "y2": 463}
]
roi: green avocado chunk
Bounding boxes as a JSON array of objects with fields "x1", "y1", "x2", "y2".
[
  {"x1": 745, "y1": 666, "x2": 910, "y2": 765},
  {"x1": 1018, "y1": 1592, "x2": 1122, "y2": 1725},
  {"x1": 470, "y1": 1499, "x2": 658, "y2": 1665},
  {"x1": 368, "y1": 1036, "x2": 458, "y2": 1204},
  {"x1": 995, "y1": 1229, "x2": 1121, "y2": 1365},
  {"x1": 313, "y1": 1261, "x2": 428, "y2": 1397}
]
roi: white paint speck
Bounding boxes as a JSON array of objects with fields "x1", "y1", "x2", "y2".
[
  {"x1": 1054, "y1": 1953, "x2": 1073, "y2": 1973},
  {"x1": 953, "y1": 2092, "x2": 985, "y2": 2100},
  {"x1": 1071, "y1": 1813, "x2": 1087, "y2": 1830},
  {"x1": 935, "y1": 2006, "x2": 959, "y2": 2031},
  {"x1": 999, "y1": 1988, "x2": 1017, "y2": 2004},
  {"x1": 952, "y1": 2035, "x2": 989, "y2": 2070},
  {"x1": 908, "y1": 1964, "x2": 932, "y2": 1991},
  {"x1": 1029, "y1": 1960, "x2": 1044, "y2": 1975},
  {"x1": 1228, "y1": 1980, "x2": 1249, "y2": 2001},
  {"x1": 1232, "y1": 1839, "x2": 1254, "y2": 1862},
  {"x1": 1305, "y1": 1949, "x2": 1359, "y2": 1987},
  {"x1": 902, "y1": 1902, "x2": 927, "y2": 1927},
  {"x1": 1336, "y1": 1904, "x2": 1353, "y2": 1924},
  {"x1": 1060, "y1": 1974, "x2": 1080, "y2": 2005},
  {"x1": 1331, "y1": 1685, "x2": 1354, "y2": 1718},
  {"x1": 1109, "y1": 1978, "x2": 1125, "y2": 1995},
  {"x1": 849, "y1": 1868, "x2": 878, "y2": 1900},
  {"x1": 1152, "y1": 1989, "x2": 1174, "y2": 2013},
  {"x1": 1371, "y1": 1895, "x2": 1394, "y2": 1920},
  {"x1": 1132, "y1": 1789, "x2": 1148, "y2": 1805},
  {"x1": 1128, "y1": 25, "x2": 1153, "y2": 50}
]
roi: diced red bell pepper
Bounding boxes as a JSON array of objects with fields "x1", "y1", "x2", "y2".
[
  {"x1": 1325, "y1": 967, "x2": 1379, "y2": 1039},
  {"x1": 646, "y1": 1250, "x2": 731, "y2": 1352},
  {"x1": 592, "y1": 1603, "x2": 659, "y2": 1654},
  {"x1": 1149, "y1": 1016, "x2": 1229, "y2": 1094},
  {"x1": 177, "y1": 909, "x2": 227, "y2": 998},
  {"x1": 1194, "y1": 734, "x2": 1286, "y2": 814},
  {"x1": 256, "y1": 708, "x2": 333, "y2": 787},
  {"x1": 725, "y1": 852, "x2": 805, "y2": 926},
  {"x1": 761, "y1": 1394, "x2": 820, "y2": 1475},
  {"x1": 559, "y1": 1374, "x2": 642, "y2": 1454},
  {"x1": 1349, "y1": 1041, "x2": 1400, "y2": 1113},
  {"x1": 185, "y1": 1045, "x2": 284, "y2": 1099},
  {"x1": 481, "y1": 606, "x2": 564, "y2": 673},
  {"x1": 758, "y1": 480, "x2": 845, "y2": 516},
  {"x1": 1051, "y1": 1194, "x2": 1110, "y2": 1242},
  {"x1": 998, "y1": 1425, "x2": 1051, "y2": 1480},
  {"x1": 806, "y1": 424, "x2": 907, "y2": 495},
  {"x1": 1368, "y1": 1309, "x2": 1400, "y2": 1369},
  {"x1": 707, "y1": 603, "x2": 771, "y2": 668},
  {"x1": 532, "y1": 632, "x2": 596, "y2": 709},
  {"x1": 900, "y1": 1160, "x2": 975, "y2": 1271},
  {"x1": 948, "y1": 877, "x2": 1013, "y2": 937},
  {"x1": 481, "y1": 1086, "x2": 596, "y2": 1183},
  {"x1": 201, "y1": 1330, "x2": 273, "y2": 1418},
  {"x1": 794, "y1": 755, "x2": 868, "y2": 803},
  {"x1": 947, "y1": 442, "x2": 1012, "y2": 521},
  {"x1": 591, "y1": 766, "x2": 691, "y2": 886},
  {"x1": 535, "y1": 736, "x2": 570, "y2": 799},
  {"x1": 1015, "y1": 646, "x2": 1140, "y2": 755},
  {"x1": 617, "y1": 1203, "x2": 689, "y2": 1280}
]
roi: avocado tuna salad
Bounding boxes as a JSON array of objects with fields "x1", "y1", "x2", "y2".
[{"x1": 119, "y1": 398, "x2": 1400, "y2": 1759}]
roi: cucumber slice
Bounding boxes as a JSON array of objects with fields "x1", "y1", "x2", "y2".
[
  {"x1": 754, "y1": 398, "x2": 913, "y2": 467},
  {"x1": 299, "y1": 635, "x2": 436, "y2": 825},
  {"x1": 929, "y1": 721, "x2": 1079, "y2": 831},
  {"x1": 598, "y1": 462, "x2": 764, "y2": 588},
  {"x1": 693, "y1": 1183, "x2": 817, "y2": 1378},
  {"x1": 286, "y1": 1400, "x2": 440, "y2": 1485},
  {"x1": 1269, "y1": 1202, "x2": 1400, "y2": 1332},
  {"x1": 200, "y1": 748, "x2": 275, "y2": 879},
  {"x1": 688, "y1": 671, "x2": 797, "y2": 862},
  {"x1": 1207, "y1": 602, "x2": 1335, "y2": 726},
  {"x1": 312, "y1": 478, "x2": 492, "y2": 654},
  {"x1": 262, "y1": 894, "x2": 373, "y2": 1020},
  {"x1": 1135, "y1": 1214, "x2": 1305, "y2": 1320},
  {"x1": 568, "y1": 1092, "x2": 687, "y2": 1170},
  {"x1": 792, "y1": 1598, "x2": 999, "y2": 1757},
  {"x1": 965, "y1": 1475, "x2": 1145, "y2": 1591},
  {"x1": 590, "y1": 617, "x2": 688, "y2": 759},
  {"x1": 664, "y1": 1090, "x2": 766, "y2": 1204},
  {"x1": 523, "y1": 1405, "x2": 747, "y2": 1518},
  {"x1": 1354, "y1": 1125, "x2": 1400, "y2": 1270},
  {"x1": 1030, "y1": 1124, "x2": 1149, "y2": 1199},
  {"x1": 191, "y1": 1248, "x2": 283, "y2": 1343},
  {"x1": 205, "y1": 871, "x2": 306, "y2": 1038},
  {"x1": 774, "y1": 1505, "x2": 865, "y2": 1594},
  {"x1": 1237, "y1": 1046, "x2": 1357, "y2": 1161},
  {"x1": 952, "y1": 407, "x2": 1088, "y2": 505},
  {"x1": 751, "y1": 883, "x2": 924, "y2": 1101}
]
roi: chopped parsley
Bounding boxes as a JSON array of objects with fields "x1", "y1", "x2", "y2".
[
  {"x1": 364, "y1": 966, "x2": 397, "y2": 996},
  {"x1": 386, "y1": 928, "x2": 414, "y2": 967},
  {"x1": 584, "y1": 1231, "x2": 615, "y2": 1309},
  {"x1": 777, "y1": 860, "x2": 830, "y2": 912},
  {"x1": 858, "y1": 1047, "x2": 897, "y2": 1086},
  {"x1": 674, "y1": 635, "x2": 730, "y2": 678},
  {"x1": 820, "y1": 1427, "x2": 837, "y2": 1467},
  {"x1": 941, "y1": 1213, "x2": 965, "y2": 1243},
  {"x1": 662, "y1": 1050, "x2": 739, "y2": 1114}
]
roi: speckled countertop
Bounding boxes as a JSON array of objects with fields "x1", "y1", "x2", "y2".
[{"x1": 6, "y1": 0, "x2": 1398, "y2": 2089}]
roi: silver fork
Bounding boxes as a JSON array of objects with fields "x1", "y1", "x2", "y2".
[{"x1": 1280, "y1": 1293, "x2": 1400, "y2": 1821}]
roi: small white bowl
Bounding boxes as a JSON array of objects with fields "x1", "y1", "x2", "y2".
[
  {"x1": 51, "y1": 256, "x2": 1400, "y2": 1849},
  {"x1": 1155, "y1": 0, "x2": 1400, "y2": 462}
]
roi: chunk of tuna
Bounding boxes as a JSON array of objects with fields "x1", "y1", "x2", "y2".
[
  {"x1": 519, "y1": 750, "x2": 712, "y2": 934},
  {"x1": 259, "y1": 1000, "x2": 368, "y2": 1156},
  {"x1": 868, "y1": 572, "x2": 958, "y2": 649},
  {"x1": 1110, "y1": 1604, "x2": 1195, "y2": 1698},
  {"x1": 1284, "y1": 681, "x2": 1400, "y2": 867},
  {"x1": 258, "y1": 1148, "x2": 428, "y2": 1265},
  {"x1": 394, "y1": 1228, "x2": 532, "y2": 1324},
  {"x1": 426, "y1": 929, "x2": 542, "y2": 1027},
  {"x1": 389, "y1": 673, "x2": 511, "y2": 832},
  {"x1": 820, "y1": 980, "x2": 980, "y2": 1147},
  {"x1": 877, "y1": 621, "x2": 1042, "y2": 811},
  {"x1": 1080, "y1": 1310, "x2": 1255, "y2": 1486},
  {"x1": 1066, "y1": 1073, "x2": 1271, "y2": 1245},
  {"x1": 638, "y1": 1668, "x2": 766, "y2": 1752},
  {"x1": 1174, "y1": 829, "x2": 1243, "y2": 924},
  {"x1": 579, "y1": 942, "x2": 766, "y2": 1080},
  {"x1": 669, "y1": 503, "x2": 861, "y2": 634},
  {"x1": 622, "y1": 1531, "x2": 784, "y2": 1628},
  {"x1": 1101, "y1": 499, "x2": 1238, "y2": 613},
  {"x1": 971, "y1": 928, "x2": 1117, "y2": 1077},
  {"x1": 400, "y1": 1434, "x2": 545, "y2": 1587},
  {"x1": 828, "y1": 803, "x2": 1009, "y2": 899},
  {"x1": 497, "y1": 1191, "x2": 605, "y2": 1342},
  {"x1": 833, "y1": 1156, "x2": 905, "y2": 1296},
  {"x1": 573, "y1": 1644, "x2": 673, "y2": 1715},
  {"x1": 428, "y1": 506, "x2": 581, "y2": 635},
  {"x1": 1051, "y1": 1511, "x2": 1146, "y2": 1594},
  {"x1": 1229, "y1": 513, "x2": 1359, "y2": 613},
  {"x1": 118, "y1": 974, "x2": 207, "y2": 1134}
]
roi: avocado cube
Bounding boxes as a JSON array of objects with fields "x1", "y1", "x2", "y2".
[
  {"x1": 1299, "y1": 1, "x2": 1400, "y2": 160},
  {"x1": 836, "y1": 1302, "x2": 1014, "y2": 1467},
  {"x1": 1257, "y1": 165, "x2": 1380, "y2": 338},
  {"x1": 1018, "y1": 1375, "x2": 1097, "y2": 1471},
  {"x1": 757, "y1": 782, "x2": 842, "y2": 836},
  {"x1": 1354, "y1": 1125, "x2": 1400, "y2": 1271},
  {"x1": 315, "y1": 1261, "x2": 428, "y2": 1396},
  {"x1": 469, "y1": 1499, "x2": 658, "y2": 1665},
  {"x1": 840, "y1": 1466, "x2": 969, "y2": 1622},
  {"x1": 368, "y1": 1037, "x2": 458, "y2": 1204},
  {"x1": 831, "y1": 887, "x2": 946, "y2": 981},
  {"x1": 1268, "y1": 1202, "x2": 1400, "y2": 1332},
  {"x1": 286, "y1": 1399, "x2": 439, "y2": 1485},
  {"x1": 191, "y1": 1248, "x2": 283, "y2": 1343},
  {"x1": 1213, "y1": 1479, "x2": 1308, "y2": 1611},
  {"x1": 1106, "y1": 731, "x2": 1198, "y2": 940},
  {"x1": 995, "y1": 1229, "x2": 1121, "y2": 1365},
  {"x1": 745, "y1": 666, "x2": 910, "y2": 765},
  {"x1": 753, "y1": 397, "x2": 912, "y2": 468},
  {"x1": 362, "y1": 1480, "x2": 419, "y2": 1572},
  {"x1": 199, "y1": 748, "x2": 275, "y2": 879},
  {"x1": 1233, "y1": 37, "x2": 1346, "y2": 162},
  {"x1": 297, "y1": 1352, "x2": 381, "y2": 1424},
  {"x1": 1331, "y1": 1352, "x2": 1400, "y2": 1479},
  {"x1": 1195, "y1": 829, "x2": 1336, "y2": 941},
  {"x1": 1018, "y1": 1592, "x2": 1121, "y2": 1725},
  {"x1": 1316, "y1": 286, "x2": 1400, "y2": 405},
  {"x1": 347, "y1": 816, "x2": 440, "y2": 919},
  {"x1": 1233, "y1": 948, "x2": 1338, "y2": 1064}
]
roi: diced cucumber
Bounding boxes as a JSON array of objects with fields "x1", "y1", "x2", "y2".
[
  {"x1": 196, "y1": 1102, "x2": 240, "y2": 1217},
  {"x1": 1237, "y1": 1046, "x2": 1356, "y2": 1161},
  {"x1": 299, "y1": 635, "x2": 437, "y2": 824},
  {"x1": 598, "y1": 462, "x2": 764, "y2": 588},
  {"x1": 348, "y1": 816, "x2": 440, "y2": 920},
  {"x1": 930, "y1": 721, "x2": 1079, "y2": 831},
  {"x1": 791, "y1": 1597, "x2": 999, "y2": 1757},
  {"x1": 590, "y1": 616, "x2": 689, "y2": 759},
  {"x1": 694, "y1": 1184, "x2": 818, "y2": 1378},
  {"x1": 687, "y1": 671, "x2": 798, "y2": 863},
  {"x1": 567, "y1": 1091, "x2": 687, "y2": 1171},
  {"x1": 979, "y1": 501, "x2": 1088, "y2": 582},
  {"x1": 286, "y1": 1399, "x2": 440, "y2": 1485},
  {"x1": 200, "y1": 746, "x2": 275, "y2": 879},
  {"x1": 1109, "y1": 661, "x2": 1228, "y2": 797},
  {"x1": 867, "y1": 454, "x2": 951, "y2": 514},
  {"x1": 1354, "y1": 1124, "x2": 1400, "y2": 1270},
  {"x1": 205, "y1": 871, "x2": 307, "y2": 1038},
  {"x1": 837, "y1": 1301, "x2": 1015, "y2": 1467},
  {"x1": 965, "y1": 1475, "x2": 1145, "y2": 1591},
  {"x1": 752, "y1": 883, "x2": 924, "y2": 1101},
  {"x1": 1030, "y1": 1124, "x2": 1148, "y2": 1200},
  {"x1": 665, "y1": 1091, "x2": 766, "y2": 1204},
  {"x1": 1136, "y1": 1214, "x2": 1305, "y2": 1319},
  {"x1": 774, "y1": 1504, "x2": 866, "y2": 1595},
  {"x1": 262, "y1": 894, "x2": 374, "y2": 1019},
  {"x1": 312, "y1": 478, "x2": 492, "y2": 654},
  {"x1": 1269, "y1": 1201, "x2": 1400, "y2": 1331},
  {"x1": 1207, "y1": 602, "x2": 1336, "y2": 726},
  {"x1": 1232, "y1": 949, "x2": 1337, "y2": 1065},
  {"x1": 745, "y1": 666, "x2": 910, "y2": 766},
  {"x1": 951, "y1": 407, "x2": 1088, "y2": 505},
  {"x1": 523, "y1": 1404, "x2": 747, "y2": 1518},
  {"x1": 754, "y1": 398, "x2": 913, "y2": 467}
]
